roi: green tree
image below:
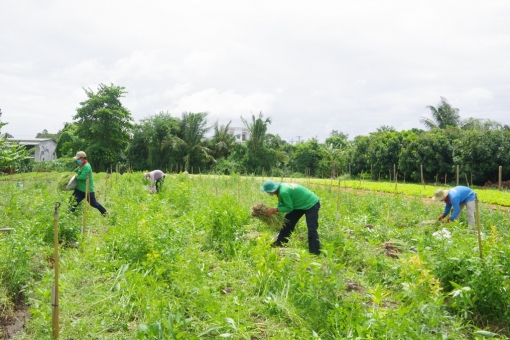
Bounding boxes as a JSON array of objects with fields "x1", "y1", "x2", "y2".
[
  {"x1": 56, "y1": 123, "x2": 82, "y2": 158},
  {"x1": 325, "y1": 130, "x2": 349, "y2": 149},
  {"x1": 453, "y1": 129, "x2": 510, "y2": 184},
  {"x1": 319, "y1": 142, "x2": 346, "y2": 178},
  {"x1": 398, "y1": 130, "x2": 455, "y2": 182},
  {"x1": 460, "y1": 118, "x2": 504, "y2": 131},
  {"x1": 347, "y1": 135, "x2": 370, "y2": 177},
  {"x1": 421, "y1": 96, "x2": 461, "y2": 130},
  {"x1": 209, "y1": 120, "x2": 235, "y2": 160},
  {"x1": 73, "y1": 84, "x2": 134, "y2": 171},
  {"x1": 168, "y1": 112, "x2": 213, "y2": 173},
  {"x1": 0, "y1": 121, "x2": 30, "y2": 173},
  {"x1": 241, "y1": 112, "x2": 275, "y2": 174},
  {"x1": 36, "y1": 129, "x2": 59, "y2": 140},
  {"x1": 126, "y1": 124, "x2": 150, "y2": 171},
  {"x1": 288, "y1": 138, "x2": 322, "y2": 177},
  {"x1": 132, "y1": 112, "x2": 181, "y2": 171},
  {"x1": 241, "y1": 112, "x2": 271, "y2": 156}
]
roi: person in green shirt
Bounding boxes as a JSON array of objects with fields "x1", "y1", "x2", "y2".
[
  {"x1": 260, "y1": 180, "x2": 321, "y2": 255},
  {"x1": 69, "y1": 151, "x2": 108, "y2": 216}
]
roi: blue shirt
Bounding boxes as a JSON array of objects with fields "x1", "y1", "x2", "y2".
[{"x1": 443, "y1": 186, "x2": 476, "y2": 221}]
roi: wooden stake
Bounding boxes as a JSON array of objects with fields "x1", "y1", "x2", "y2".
[
  {"x1": 395, "y1": 172, "x2": 398, "y2": 192},
  {"x1": 456, "y1": 165, "x2": 459, "y2": 186},
  {"x1": 475, "y1": 195, "x2": 483, "y2": 259},
  {"x1": 336, "y1": 178, "x2": 341, "y2": 223},
  {"x1": 498, "y1": 166, "x2": 502, "y2": 190},
  {"x1": 82, "y1": 174, "x2": 89, "y2": 235},
  {"x1": 52, "y1": 202, "x2": 61, "y2": 339},
  {"x1": 420, "y1": 165, "x2": 425, "y2": 188}
]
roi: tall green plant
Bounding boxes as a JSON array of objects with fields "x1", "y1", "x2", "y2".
[{"x1": 73, "y1": 83, "x2": 134, "y2": 171}]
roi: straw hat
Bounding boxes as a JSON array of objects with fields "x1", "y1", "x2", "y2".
[
  {"x1": 432, "y1": 189, "x2": 449, "y2": 201},
  {"x1": 73, "y1": 151, "x2": 87, "y2": 159}
]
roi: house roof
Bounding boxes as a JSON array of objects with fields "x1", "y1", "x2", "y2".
[{"x1": 7, "y1": 138, "x2": 56, "y2": 145}]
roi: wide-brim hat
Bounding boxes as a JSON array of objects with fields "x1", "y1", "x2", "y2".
[
  {"x1": 260, "y1": 180, "x2": 281, "y2": 193},
  {"x1": 432, "y1": 189, "x2": 449, "y2": 201},
  {"x1": 73, "y1": 151, "x2": 87, "y2": 159}
]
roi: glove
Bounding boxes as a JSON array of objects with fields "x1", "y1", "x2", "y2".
[
  {"x1": 446, "y1": 218, "x2": 451, "y2": 223},
  {"x1": 438, "y1": 214, "x2": 446, "y2": 221}
]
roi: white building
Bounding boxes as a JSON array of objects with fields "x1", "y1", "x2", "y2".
[
  {"x1": 7, "y1": 138, "x2": 57, "y2": 161},
  {"x1": 228, "y1": 127, "x2": 250, "y2": 143}
]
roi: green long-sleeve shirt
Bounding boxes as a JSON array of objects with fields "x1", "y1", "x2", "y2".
[
  {"x1": 276, "y1": 183, "x2": 319, "y2": 213},
  {"x1": 75, "y1": 162, "x2": 95, "y2": 193}
]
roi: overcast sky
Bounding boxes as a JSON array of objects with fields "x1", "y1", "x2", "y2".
[{"x1": 1, "y1": 1, "x2": 509, "y2": 143}]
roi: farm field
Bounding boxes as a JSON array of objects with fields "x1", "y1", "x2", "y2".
[{"x1": 1, "y1": 172, "x2": 510, "y2": 339}]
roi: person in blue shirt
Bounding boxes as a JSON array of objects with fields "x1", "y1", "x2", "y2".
[{"x1": 432, "y1": 186, "x2": 476, "y2": 226}]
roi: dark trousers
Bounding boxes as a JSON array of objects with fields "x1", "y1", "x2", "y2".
[
  {"x1": 70, "y1": 189, "x2": 107, "y2": 215},
  {"x1": 155, "y1": 176, "x2": 165, "y2": 193},
  {"x1": 276, "y1": 201, "x2": 321, "y2": 255}
]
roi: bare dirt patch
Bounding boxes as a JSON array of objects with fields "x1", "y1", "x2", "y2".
[{"x1": 0, "y1": 301, "x2": 30, "y2": 340}]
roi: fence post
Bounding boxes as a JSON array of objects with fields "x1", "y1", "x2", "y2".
[
  {"x1": 52, "y1": 202, "x2": 61, "y2": 339},
  {"x1": 476, "y1": 195, "x2": 483, "y2": 259},
  {"x1": 498, "y1": 166, "x2": 502, "y2": 190},
  {"x1": 82, "y1": 174, "x2": 89, "y2": 235}
]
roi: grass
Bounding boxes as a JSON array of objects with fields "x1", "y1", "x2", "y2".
[{"x1": 0, "y1": 172, "x2": 509, "y2": 339}]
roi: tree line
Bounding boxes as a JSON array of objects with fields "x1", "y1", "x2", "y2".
[{"x1": 2, "y1": 86, "x2": 509, "y2": 185}]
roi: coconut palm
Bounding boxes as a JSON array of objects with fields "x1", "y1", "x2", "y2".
[
  {"x1": 166, "y1": 112, "x2": 213, "y2": 172},
  {"x1": 241, "y1": 112, "x2": 271, "y2": 156},
  {"x1": 421, "y1": 97, "x2": 461, "y2": 130},
  {"x1": 320, "y1": 142, "x2": 345, "y2": 178},
  {"x1": 460, "y1": 118, "x2": 504, "y2": 131},
  {"x1": 210, "y1": 120, "x2": 235, "y2": 159}
]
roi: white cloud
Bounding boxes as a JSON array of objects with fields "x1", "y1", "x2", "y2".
[
  {"x1": 462, "y1": 88, "x2": 494, "y2": 101},
  {"x1": 170, "y1": 89, "x2": 276, "y2": 122},
  {"x1": 1, "y1": 0, "x2": 510, "y2": 140}
]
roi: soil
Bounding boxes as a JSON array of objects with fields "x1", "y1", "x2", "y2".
[
  {"x1": 483, "y1": 180, "x2": 510, "y2": 190},
  {"x1": 0, "y1": 301, "x2": 30, "y2": 340}
]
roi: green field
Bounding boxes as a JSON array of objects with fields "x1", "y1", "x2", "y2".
[{"x1": 1, "y1": 172, "x2": 509, "y2": 339}]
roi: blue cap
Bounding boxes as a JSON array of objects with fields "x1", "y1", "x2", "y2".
[{"x1": 260, "y1": 180, "x2": 281, "y2": 193}]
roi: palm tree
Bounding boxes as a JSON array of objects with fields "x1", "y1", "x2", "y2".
[
  {"x1": 460, "y1": 118, "x2": 503, "y2": 131},
  {"x1": 166, "y1": 112, "x2": 213, "y2": 172},
  {"x1": 241, "y1": 112, "x2": 271, "y2": 156},
  {"x1": 321, "y1": 142, "x2": 345, "y2": 178},
  {"x1": 421, "y1": 97, "x2": 461, "y2": 130},
  {"x1": 211, "y1": 120, "x2": 235, "y2": 159}
]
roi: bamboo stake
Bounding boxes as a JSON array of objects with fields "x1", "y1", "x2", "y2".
[
  {"x1": 52, "y1": 202, "x2": 61, "y2": 339},
  {"x1": 475, "y1": 195, "x2": 483, "y2": 259},
  {"x1": 82, "y1": 174, "x2": 89, "y2": 235},
  {"x1": 420, "y1": 165, "x2": 425, "y2": 189},
  {"x1": 336, "y1": 178, "x2": 341, "y2": 223},
  {"x1": 395, "y1": 172, "x2": 398, "y2": 192},
  {"x1": 104, "y1": 168, "x2": 108, "y2": 202},
  {"x1": 456, "y1": 165, "x2": 459, "y2": 186},
  {"x1": 498, "y1": 166, "x2": 502, "y2": 190}
]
